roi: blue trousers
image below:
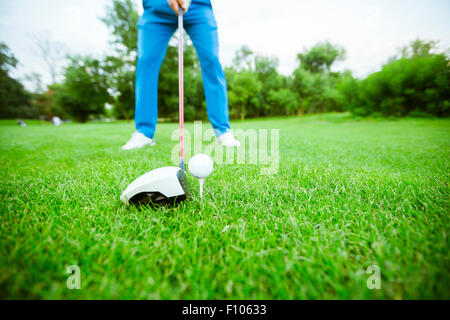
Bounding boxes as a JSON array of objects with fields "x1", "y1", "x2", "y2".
[{"x1": 135, "y1": 0, "x2": 231, "y2": 139}]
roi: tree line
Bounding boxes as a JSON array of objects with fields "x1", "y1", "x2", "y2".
[{"x1": 1, "y1": 0, "x2": 449, "y2": 121}]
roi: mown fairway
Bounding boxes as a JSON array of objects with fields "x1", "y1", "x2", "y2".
[{"x1": 0, "y1": 114, "x2": 448, "y2": 299}]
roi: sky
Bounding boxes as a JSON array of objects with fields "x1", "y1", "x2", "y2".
[{"x1": 0, "y1": 0, "x2": 449, "y2": 89}]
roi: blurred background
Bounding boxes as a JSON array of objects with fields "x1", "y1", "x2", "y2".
[{"x1": 0, "y1": 0, "x2": 449, "y2": 122}]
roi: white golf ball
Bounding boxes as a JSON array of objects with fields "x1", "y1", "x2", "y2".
[{"x1": 188, "y1": 154, "x2": 213, "y2": 179}]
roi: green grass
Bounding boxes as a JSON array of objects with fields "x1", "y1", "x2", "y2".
[{"x1": 0, "y1": 113, "x2": 449, "y2": 299}]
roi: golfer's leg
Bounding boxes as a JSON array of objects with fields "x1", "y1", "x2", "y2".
[
  {"x1": 185, "y1": 6, "x2": 231, "y2": 136},
  {"x1": 135, "y1": 16, "x2": 175, "y2": 139}
]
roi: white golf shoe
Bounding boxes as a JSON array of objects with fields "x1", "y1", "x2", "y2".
[
  {"x1": 122, "y1": 132, "x2": 156, "y2": 150},
  {"x1": 217, "y1": 131, "x2": 240, "y2": 147}
]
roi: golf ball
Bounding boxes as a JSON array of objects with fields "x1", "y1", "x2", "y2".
[{"x1": 188, "y1": 154, "x2": 214, "y2": 179}]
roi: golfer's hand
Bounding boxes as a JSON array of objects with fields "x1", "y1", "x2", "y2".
[{"x1": 167, "y1": 0, "x2": 187, "y2": 15}]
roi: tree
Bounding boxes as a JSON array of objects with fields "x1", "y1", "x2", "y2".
[
  {"x1": 0, "y1": 42, "x2": 34, "y2": 119},
  {"x1": 388, "y1": 39, "x2": 442, "y2": 63},
  {"x1": 55, "y1": 56, "x2": 111, "y2": 122},
  {"x1": 254, "y1": 55, "x2": 284, "y2": 116},
  {"x1": 101, "y1": 0, "x2": 139, "y2": 55},
  {"x1": 227, "y1": 46, "x2": 302, "y2": 118},
  {"x1": 267, "y1": 88, "x2": 299, "y2": 116},
  {"x1": 102, "y1": 55, "x2": 135, "y2": 121},
  {"x1": 31, "y1": 32, "x2": 67, "y2": 84},
  {"x1": 24, "y1": 72, "x2": 44, "y2": 94},
  {"x1": 254, "y1": 56, "x2": 279, "y2": 83},
  {"x1": 232, "y1": 46, "x2": 254, "y2": 71},
  {"x1": 292, "y1": 42, "x2": 347, "y2": 114},
  {"x1": 0, "y1": 42, "x2": 18, "y2": 71},
  {"x1": 226, "y1": 68, "x2": 262, "y2": 120},
  {"x1": 400, "y1": 39, "x2": 439, "y2": 59},
  {"x1": 100, "y1": 0, "x2": 139, "y2": 120},
  {"x1": 297, "y1": 41, "x2": 345, "y2": 73},
  {"x1": 24, "y1": 72, "x2": 65, "y2": 120},
  {"x1": 293, "y1": 68, "x2": 342, "y2": 114},
  {"x1": 24, "y1": 71, "x2": 67, "y2": 120},
  {"x1": 32, "y1": 87, "x2": 67, "y2": 120}
]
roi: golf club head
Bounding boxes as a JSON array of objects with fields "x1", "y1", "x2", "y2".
[{"x1": 121, "y1": 166, "x2": 189, "y2": 207}]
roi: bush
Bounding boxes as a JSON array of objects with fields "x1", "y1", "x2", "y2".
[{"x1": 347, "y1": 54, "x2": 450, "y2": 117}]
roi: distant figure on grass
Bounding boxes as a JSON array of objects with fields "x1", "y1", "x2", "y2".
[
  {"x1": 17, "y1": 119, "x2": 27, "y2": 127},
  {"x1": 122, "y1": 0, "x2": 240, "y2": 150},
  {"x1": 52, "y1": 116, "x2": 63, "y2": 126}
]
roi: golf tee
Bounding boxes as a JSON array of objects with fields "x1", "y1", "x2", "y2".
[{"x1": 199, "y1": 179, "x2": 204, "y2": 199}]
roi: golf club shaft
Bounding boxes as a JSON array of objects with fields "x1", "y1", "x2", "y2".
[{"x1": 178, "y1": 9, "x2": 185, "y2": 170}]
